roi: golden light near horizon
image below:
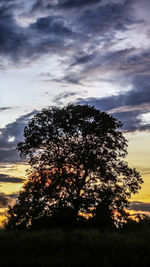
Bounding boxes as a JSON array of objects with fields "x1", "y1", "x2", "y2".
[
  {"x1": 0, "y1": 163, "x2": 29, "y2": 226},
  {"x1": 0, "y1": 163, "x2": 28, "y2": 194},
  {"x1": 126, "y1": 131, "x2": 150, "y2": 203},
  {"x1": 0, "y1": 163, "x2": 28, "y2": 177}
]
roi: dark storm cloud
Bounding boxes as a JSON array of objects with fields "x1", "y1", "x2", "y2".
[
  {"x1": 28, "y1": 15, "x2": 77, "y2": 56},
  {"x1": 59, "y1": 0, "x2": 102, "y2": 9},
  {"x1": 0, "y1": 2, "x2": 28, "y2": 61},
  {"x1": 0, "y1": 0, "x2": 142, "y2": 63},
  {"x1": 0, "y1": 110, "x2": 37, "y2": 163},
  {"x1": 30, "y1": 0, "x2": 57, "y2": 12},
  {"x1": 75, "y1": 3, "x2": 131, "y2": 34},
  {"x1": 0, "y1": 1, "x2": 76, "y2": 61},
  {"x1": 30, "y1": 0, "x2": 102, "y2": 12},
  {"x1": 30, "y1": 16, "x2": 73, "y2": 37},
  {"x1": 0, "y1": 174, "x2": 25, "y2": 183}
]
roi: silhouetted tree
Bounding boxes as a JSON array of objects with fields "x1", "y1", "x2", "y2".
[{"x1": 5, "y1": 104, "x2": 143, "y2": 229}]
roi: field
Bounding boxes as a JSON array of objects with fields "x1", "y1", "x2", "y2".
[{"x1": 0, "y1": 228, "x2": 150, "y2": 266}]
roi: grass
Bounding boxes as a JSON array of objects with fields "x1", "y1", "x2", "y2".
[{"x1": 0, "y1": 228, "x2": 150, "y2": 266}]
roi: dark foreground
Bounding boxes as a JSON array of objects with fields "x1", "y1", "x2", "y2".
[{"x1": 0, "y1": 228, "x2": 149, "y2": 267}]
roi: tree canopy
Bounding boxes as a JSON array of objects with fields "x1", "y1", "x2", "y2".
[{"x1": 5, "y1": 104, "x2": 143, "y2": 229}]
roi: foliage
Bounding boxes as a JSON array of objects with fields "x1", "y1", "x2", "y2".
[{"x1": 5, "y1": 104, "x2": 143, "y2": 229}]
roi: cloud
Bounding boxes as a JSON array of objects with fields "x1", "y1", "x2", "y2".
[
  {"x1": 71, "y1": 54, "x2": 95, "y2": 66},
  {"x1": 65, "y1": 47, "x2": 150, "y2": 87},
  {"x1": 129, "y1": 201, "x2": 150, "y2": 212},
  {"x1": 0, "y1": 0, "x2": 144, "y2": 65},
  {"x1": 30, "y1": 16, "x2": 72, "y2": 36},
  {"x1": 0, "y1": 150, "x2": 21, "y2": 164},
  {"x1": 75, "y1": 3, "x2": 131, "y2": 34},
  {"x1": 78, "y1": 75, "x2": 150, "y2": 132},
  {"x1": 0, "y1": 107, "x2": 13, "y2": 111},
  {"x1": 0, "y1": 193, "x2": 10, "y2": 208},
  {"x1": 0, "y1": 110, "x2": 38, "y2": 163},
  {"x1": 0, "y1": 193, "x2": 18, "y2": 208},
  {"x1": 0, "y1": 2, "x2": 75, "y2": 62},
  {"x1": 0, "y1": 0, "x2": 149, "y2": 134},
  {"x1": 0, "y1": 174, "x2": 25, "y2": 183},
  {"x1": 53, "y1": 91, "x2": 79, "y2": 105},
  {"x1": 107, "y1": 103, "x2": 150, "y2": 114},
  {"x1": 58, "y1": 0, "x2": 102, "y2": 9},
  {"x1": 0, "y1": 2, "x2": 28, "y2": 61},
  {"x1": 29, "y1": 0, "x2": 57, "y2": 13}
]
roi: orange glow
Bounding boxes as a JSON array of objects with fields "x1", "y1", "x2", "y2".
[{"x1": 128, "y1": 209, "x2": 150, "y2": 217}]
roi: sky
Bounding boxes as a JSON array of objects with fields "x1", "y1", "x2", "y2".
[{"x1": 0, "y1": 0, "x2": 150, "y2": 223}]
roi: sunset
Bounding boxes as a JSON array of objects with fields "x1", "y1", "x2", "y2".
[{"x1": 0, "y1": 0, "x2": 150, "y2": 265}]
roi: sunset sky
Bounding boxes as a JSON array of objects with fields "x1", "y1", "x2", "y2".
[{"x1": 0, "y1": 0, "x2": 150, "y2": 223}]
